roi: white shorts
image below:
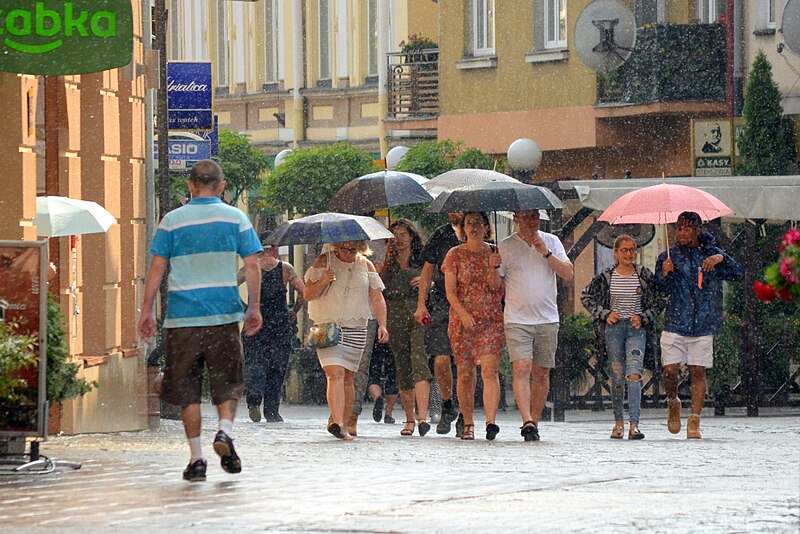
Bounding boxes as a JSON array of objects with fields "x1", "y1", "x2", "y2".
[{"x1": 660, "y1": 331, "x2": 714, "y2": 368}]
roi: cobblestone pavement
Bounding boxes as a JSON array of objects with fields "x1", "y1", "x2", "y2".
[{"x1": 1, "y1": 404, "x2": 798, "y2": 533}]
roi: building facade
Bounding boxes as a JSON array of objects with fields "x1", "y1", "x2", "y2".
[{"x1": 0, "y1": 3, "x2": 150, "y2": 434}]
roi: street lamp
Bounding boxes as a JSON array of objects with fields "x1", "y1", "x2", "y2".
[
  {"x1": 385, "y1": 145, "x2": 409, "y2": 171},
  {"x1": 507, "y1": 138, "x2": 542, "y2": 184},
  {"x1": 274, "y1": 149, "x2": 293, "y2": 168}
]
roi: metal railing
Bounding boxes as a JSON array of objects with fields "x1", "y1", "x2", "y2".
[{"x1": 387, "y1": 49, "x2": 439, "y2": 119}]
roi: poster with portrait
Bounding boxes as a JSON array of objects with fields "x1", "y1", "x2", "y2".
[
  {"x1": 692, "y1": 119, "x2": 733, "y2": 176},
  {"x1": 0, "y1": 241, "x2": 48, "y2": 437}
]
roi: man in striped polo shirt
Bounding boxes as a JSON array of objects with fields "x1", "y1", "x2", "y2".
[{"x1": 138, "y1": 159, "x2": 263, "y2": 482}]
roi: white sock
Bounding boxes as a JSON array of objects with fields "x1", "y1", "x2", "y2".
[
  {"x1": 188, "y1": 436, "x2": 203, "y2": 462},
  {"x1": 218, "y1": 418, "x2": 234, "y2": 436}
]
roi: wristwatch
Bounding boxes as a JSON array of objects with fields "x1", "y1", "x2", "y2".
[{"x1": 543, "y1": 250, "x2": 553, "y2": 259}]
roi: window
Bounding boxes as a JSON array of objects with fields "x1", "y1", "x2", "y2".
[
  {"x1": 232, "y1": 2, "x2": 245, "y2": 85},
  {"x1": 545, "y1": 0, "x2": 567, "y2": 49},
  {"x1": 367, "y1": 0, "x2": 378, "y2": 77},
  {"x1": 264, "y1": 0, "x2": 278, "y2": 83},
  {"x1": 473, "y1": 0, "x2": 495, "y2": 56},
  {"x1": 217, "y1": 1, "x2": 229, "y2": 88},
  {"x1": 768, "y1": 0, "x2": 776, "y2": 29},
  {"x1": 319, "y1": 0, "x2": 332, "y2": 81},
  {"x1": 696, "y1": 0, "x2": 725, "y2": 24}
]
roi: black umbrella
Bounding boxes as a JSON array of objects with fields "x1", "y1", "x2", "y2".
[
  {"x1": 327, "y1": 171, "x2": 433, "y2": 215},
  {"x1": 428, "y1": 180, "x2": 564, "y2": 214}
]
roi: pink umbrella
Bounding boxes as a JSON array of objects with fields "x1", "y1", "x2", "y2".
[{"x1": 598, "y1": 183, "x2": 734, "y2": 258}]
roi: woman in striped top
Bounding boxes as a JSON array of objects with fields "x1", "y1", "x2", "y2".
[{"x1": 581, "y1": 235, "x2": 664, "y2": 440}]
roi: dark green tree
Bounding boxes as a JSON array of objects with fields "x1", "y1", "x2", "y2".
[
  {"x1": 264, "y1": 143, "x2": 379, "y2": 215},
  {"x1": 393, "y1": 140, "x2": 494, "y2": 233},
  {"x1": 46, "y1": 295, "x2": 96, "y2": 402},
  {"x1": 737, "y1": 51, "x2": 796, "y2": 176},
  {"x1": 218, "y1": 129, "x2": 270, "y2": 205}
]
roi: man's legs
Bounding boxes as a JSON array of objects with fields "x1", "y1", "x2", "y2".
[
  {"x1": 512, "y1": 359, "x2": 533, "y2": 423},
  {"x1": 349, "y1": 319, "x2": 378, "y2": 434},
  {"x1": 530, "y1": 365, "x2": 550, "y2": 425},
  {"x1": 263, "y1": 342, "x2": 291, "y2": 421},
  {"x1": 434, "y1": 355, "x2": 457, "y2": 433},
  {"x1": 243, "y1": 336, "x2": 266, "y2": 419},
  {"x1": 456, "y1": 363, "x2": 476, "y2": 429}
]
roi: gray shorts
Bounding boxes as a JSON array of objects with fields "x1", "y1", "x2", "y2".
[{"x1": 504, "y1": 322, "x2": 559, "y2": 368}]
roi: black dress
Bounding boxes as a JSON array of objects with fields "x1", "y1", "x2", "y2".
[{"x1": 242, "y1": 262, "x2": 294, "y2": 420}]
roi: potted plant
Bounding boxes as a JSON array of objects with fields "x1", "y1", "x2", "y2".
[{"x1": 399, "y1": 34, "x2": 438, "y2": 66}]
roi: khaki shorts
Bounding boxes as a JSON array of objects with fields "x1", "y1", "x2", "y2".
[
  {"x1": 660, "y1": 331, "x2": 714, "y2": 368},
  {"x1": 504, "y1": 322, "x2": 559, "y2": 368},
  {"x1": 161, "y1": 323, "x2": 244, "y2": 406}
]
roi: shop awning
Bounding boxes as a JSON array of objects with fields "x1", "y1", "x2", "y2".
[{"x1": 558, "y1": 176, "x2": 800, "y2": 222}]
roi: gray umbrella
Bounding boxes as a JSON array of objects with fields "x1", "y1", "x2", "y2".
[
  {"x1": 327, "y1": 171, "x2": 433, "y2": 214},
  {"x1": 424, "y1": 168, "x2": 519, "y2": 198},
  {"x1": 428, "y1": 180, "x2": 565, "y2": 213},
  {"x1": 264, "y1": 212, "x2": 394, "y2": 246}
]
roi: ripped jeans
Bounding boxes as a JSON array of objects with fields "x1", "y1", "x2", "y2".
[{"x1": 605, "y1": 320, "x2": 646, "y2": 424}]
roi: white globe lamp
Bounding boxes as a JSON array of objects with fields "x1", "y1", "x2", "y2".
[
  {"x1": 385, "y1": 146, "x2": 409, "y2": 171},
  {"x1": 507, "y1": 139, "x2": 542, "y2": 183},
  {"x1": 274, "y1": 149, "x2": 293, "y2": 168}
]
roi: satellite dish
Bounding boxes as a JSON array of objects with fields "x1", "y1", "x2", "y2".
[
  {"x1": 595, "y1": 222, "x2": 656, "y2": 249},
  {"x1": 574, "y1": 0, "x2": 637, "y2": 73},
  {"x1": 783, "y1": 0, "x2": 800, "y2": 56}
]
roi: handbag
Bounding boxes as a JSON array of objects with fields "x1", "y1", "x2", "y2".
[{"x1": 306, "y1": 321, "x2": 341, "y2": 348}]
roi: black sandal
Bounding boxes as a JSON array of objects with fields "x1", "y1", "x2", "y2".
[
  {"x1": 486, "y1": 422, "x2": 500, "y2": 441},
  {"x1": 418, "y1": 420, "x2": 431, "y2": 436},
  {"x1": 461, "y1": 424, "x2": 475, "y2": 440},
  {"x1": 327, "y1": 422, "x2": 345, "y2": 439},
  {"x1": 400, "y1": 421, "x2": 415, "y2": 436}
]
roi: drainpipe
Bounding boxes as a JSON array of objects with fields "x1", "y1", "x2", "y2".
[
  {"x1": 732, "y1": 0, "x2": 744, "y2": 116},
  {"x1": 725, "y1": 0, "x2": 735, "y2": 118},
  {"x1": 291, "y1": 0, "x2": 305, "y2": 148},
  {"x1": 377, "y1": 0, "x2": 388, "y2": 158}
]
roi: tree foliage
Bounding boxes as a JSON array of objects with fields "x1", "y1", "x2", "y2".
[
  {"x1": 392, "y1": 140, "x2": 495, "y2": 232},
  {"x1": 264, "y1": 143, "x2": 379, "y2": 215},
  {"x1": 737, "y1": 51, "x2": 796, "y2": 176},
  {"x1": 46, "y1": 295, "x2": 96, "y2": 402},
  {"x1": 0, "y1": 320, "x2": 37, "y2": 402},
  {"x1": 218, "y1": 129, "x2": 270, "y2": 205}
]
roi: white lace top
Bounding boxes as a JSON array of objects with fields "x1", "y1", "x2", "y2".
[{"x1": 305, "y1": 253, "x2": 384, "y2": 328}]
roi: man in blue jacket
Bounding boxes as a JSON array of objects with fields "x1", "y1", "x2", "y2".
[{"x1": 655, "y1": 211, "x2": 743, "y2": 439}]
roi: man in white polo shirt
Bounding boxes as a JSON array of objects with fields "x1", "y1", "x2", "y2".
[{"x1": 497, "y1": 210, "x2": 573, "y2": 441}]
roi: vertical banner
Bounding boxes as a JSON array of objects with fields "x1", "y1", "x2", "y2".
[
  {"x1": 167, "y1": 61, "x2": 213, "y2": 131},
  {"x1": 0, "y1": 241, "x2": 48, "y2": 437},
  {"x1": 692, "y1": 119, "x2": 734, "y2": 176}
]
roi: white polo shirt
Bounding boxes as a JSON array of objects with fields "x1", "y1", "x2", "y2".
[{"x1": 497, "y1": 232, "x2": 568, "y2": 325}]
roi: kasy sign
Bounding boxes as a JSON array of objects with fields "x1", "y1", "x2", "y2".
[
  {"x1": 0, "y1": 0, "x2": 133, "y2": 75},
  {"x1": 167, "y1": 61, "x2": 213, "y2": 131},
  {"x1": 154, "y1": 138, "x2": 211, "y2": 172}
]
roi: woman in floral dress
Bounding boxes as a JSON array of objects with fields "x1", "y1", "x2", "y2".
[{"x1": 442, "y1": 212, "x2": 504, "y2": 440}]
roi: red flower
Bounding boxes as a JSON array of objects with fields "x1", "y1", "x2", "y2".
[
  {"x1": 753, "y1": 281, "x2": 777, "y2": 302},
  {"x1": 778, "y1": 286, "x2": 792, "y2": 302}
]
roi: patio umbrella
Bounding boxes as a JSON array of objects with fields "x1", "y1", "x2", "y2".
[
  {"x1": 35, "y1": 196, "x2": 116, "y2": 237},
  {"x1": 264, "y1": 212, "x2": 394, "y2": 247},
  {"x1": 428, "y1": 180, "x2": 564, "y2": 214},
  {"x1": 326, "y1": 171, "x2": 433, "y2": 215},
  {"x1": 597, "y1": 183, "x2": 734, "y2": 258}
]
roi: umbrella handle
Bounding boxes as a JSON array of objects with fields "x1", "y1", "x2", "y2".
[{"x1": 664, "y1": 224, "x2": 670, "y2": 260}]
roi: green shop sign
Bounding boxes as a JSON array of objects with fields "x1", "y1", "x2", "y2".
[{"x1": 0, "y1": 1, "x2": 132, "y2": 75}]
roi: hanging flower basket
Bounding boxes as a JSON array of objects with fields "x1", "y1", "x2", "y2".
[{"x1": 754, "y1": 228, "x2": 800, "y2": 303}]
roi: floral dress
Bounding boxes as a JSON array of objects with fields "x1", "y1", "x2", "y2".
[{"x1": 441, "y1": 245, "x2": 505, "y2": 366}]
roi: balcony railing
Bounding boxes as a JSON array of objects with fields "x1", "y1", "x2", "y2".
[
  {"x1": 597, "y1": 24, "x2": 726, "y2": 105},
  {"x1": 387, "y1": 49, "x2": 439, "y2": 119}
]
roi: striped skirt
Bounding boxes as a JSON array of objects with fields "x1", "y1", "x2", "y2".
[{"x1": 316, "y1": 326, "x2": 368, "y2": 372}]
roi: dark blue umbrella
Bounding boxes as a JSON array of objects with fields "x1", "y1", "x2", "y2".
[
  {"x1": 264, "y1": 212, "x2": 394, "y2": 246},
  {"x1": 327, "y1": 171, "x2": 433, "y2": 214}
]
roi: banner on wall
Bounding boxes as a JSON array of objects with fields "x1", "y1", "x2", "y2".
[
  {"x1": 0, "y1": 240, "x2": 48, "y2": 438},
  {"x1": 167, "y1": 61, "x2": 213, "y2": 131}
]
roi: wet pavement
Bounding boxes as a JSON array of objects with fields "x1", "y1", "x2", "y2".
[{"x1": 0, "y1": 404, "x2": 798, "y2": 532}]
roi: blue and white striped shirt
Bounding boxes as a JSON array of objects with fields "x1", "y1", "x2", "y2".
[{"x1": 151, "y1": 197, "x2": 262, "y2": 328}]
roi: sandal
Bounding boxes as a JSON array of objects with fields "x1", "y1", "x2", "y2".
[
  {"x1": 327, "y1": 422, "x2": 345, "y2": 439},
  {"x1": 485, "y1": 422, "x2": 500, "y2": 441},
  {"x1": 418, "y1": 420, "x2": 431, "y2": 437},
  {"x1": 628, "y1": 425, "x2": 645, "y2": 440},
  {"x1": 400, "y1": 421, "x2": 415, "y2": 436},
  {"x1": 610, "y1": 424, "x2": 624, "y2": 439},
  {"x1": 520, "y1": 420, "x2": 539, "y2": 442},
  {"x1": 461, "y1": 424, "x2": 475, "y2": 440}
]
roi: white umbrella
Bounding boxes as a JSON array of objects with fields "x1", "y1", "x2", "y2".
[{"x1": 35, "y1": 196, "x2": 116, "y2": 237}]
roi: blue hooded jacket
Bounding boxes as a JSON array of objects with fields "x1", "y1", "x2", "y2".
[{"x1": 655, "y1": 232, "x2": 743, "y2": 337}]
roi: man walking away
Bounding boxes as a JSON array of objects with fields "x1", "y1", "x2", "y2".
[
  {"x1": 138, "y1": 160, "x2": 263, "y2": 481},
  {"x1": 655, "y1": 211, "x2": 743, "y2": 439},
  {"x1": 497, "y1": 210, "x2": 573, "y2": 441}
]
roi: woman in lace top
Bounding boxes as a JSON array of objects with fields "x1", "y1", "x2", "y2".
[{"x1": 304, "y1": 240, "x2": 388, "y2": 440}]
